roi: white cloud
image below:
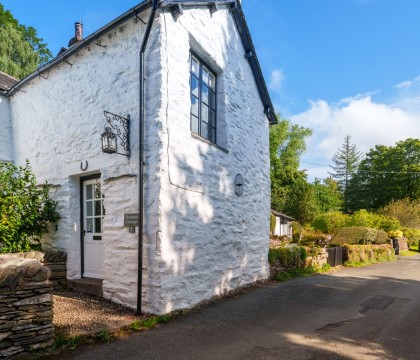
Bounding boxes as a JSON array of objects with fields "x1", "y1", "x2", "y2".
[
  {"x1": 291, "y1": 95, "x2": 420, "y2": 180},
  {"x1": 394, "y1": 80, "x2": 413, "y2": 89},
  {"x1": 268, "y1": 69, "x2": 285, "y2": 92}
]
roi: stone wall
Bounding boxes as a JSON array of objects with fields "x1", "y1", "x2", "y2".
[
  {"x1": 0, "y1": 255, "x2": 54, "y2": 358},
  {"x1": 42, "y1": 251, "x2": 67, "y2": 290}
]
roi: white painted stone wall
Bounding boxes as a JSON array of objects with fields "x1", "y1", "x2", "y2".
[
  {"x1": 142, "y1": 7, "x2": 271, "y2": 314},
  {"x1": 7, "y1": 5, "x2": 270, "y2": 314},
  {"x1": 0, "y1": 94, "x2": 13, "y2": 162},
  {"x1": 9, "y1": 11, "x2": 158, "y2": 310}
]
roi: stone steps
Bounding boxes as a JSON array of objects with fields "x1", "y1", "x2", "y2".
[{"x1": 67, "y1": 278, "x2": 103, "y2": 297}]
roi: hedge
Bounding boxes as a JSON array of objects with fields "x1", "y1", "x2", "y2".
[
  {"x1": 343, "y1": 244, "x2": 395, "y2": 265},
  {"x1": 268, "y1": 246, "x2": 307, "y2": 270},
  {"x1": 331, "y1": 226, "x2": 388, "y2": 246}
]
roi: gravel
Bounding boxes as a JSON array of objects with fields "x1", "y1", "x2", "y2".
[{"x1": 53, "y1": 290, "x2": 143, "y2": 336}]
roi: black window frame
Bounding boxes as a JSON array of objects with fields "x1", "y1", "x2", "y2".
[{"x1": 190, "y1": 52, "x2": 217, "y2": 144}]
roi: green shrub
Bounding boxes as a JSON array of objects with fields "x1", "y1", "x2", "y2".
[
  {"x1": 268, "y1": 246, "x2": 307, "y2": 270},
  {"x1": 331, "y1": 226, "x2": 389, "y2": 246},
  {"x1": 343, "y1": 244, "x2": 395, "y2": 266},
  {"x1": 374, "y1": 229, "x2": 389, "y2": 244},
  {"x1": 270, "y1": 213, "x2": 276, "y2": 234},
  {"x1": 311, "y1": 211, "x2": 349, "y2": 234},
  {"x1": 299, "y1": 232, "x2": 330, "y2": 248},
  {"x1": 291, "y1": 221, "x2": 303, "y2": 243},
  {"x1": 380, "y1": 198, "x2": 420, "y2": 229},
  {"x1": 348, "y1": 209, "x2": 400, "y2": 232},
  {"x1": 401, "y1": 227, "x2": 420, "y2": 247},
  {"x1": 0, "y1": 161, "x2": 60, "y2": 253}
]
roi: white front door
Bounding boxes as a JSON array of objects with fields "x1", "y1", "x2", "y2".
[{"x1": 82, "y1": 178, "x2": 105, "y2": 279}]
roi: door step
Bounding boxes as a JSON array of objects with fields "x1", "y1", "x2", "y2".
[{"x1": 67, "y1": 278, "x2": 103, "y2": 297}]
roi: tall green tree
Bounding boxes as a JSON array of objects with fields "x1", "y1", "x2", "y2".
[
  {"x1": 313, "y1": 177, "x2": 343, "y2": 213},
  {"x1": 330, "y1": 135, "x2": 363, "y2": 213},
  {"x1": 348, "y1": 138, "x2": 420, "y2": 211},
  {"x1": 270, "y1": 115, "x2": 314, "y2": 222},
  {"x1": 0, "y1": 4, "x2": 52, "y2": 79}
]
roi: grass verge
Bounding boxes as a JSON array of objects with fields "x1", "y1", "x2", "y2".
[
  {"x1": 274, "y1": 263, "x2": 331, "y2": 282},
  {"x1": 47, "y1": 315, "x2": 172, "y2": 357},
  {"x1": 399, "y1": 250, "x2": 419, "y2": 257}
]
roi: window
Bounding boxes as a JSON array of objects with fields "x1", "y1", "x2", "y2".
[{"x1": 190, "y1": 53, "x2": 217, "y2": 144}]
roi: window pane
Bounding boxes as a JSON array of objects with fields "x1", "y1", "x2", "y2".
[
  {"x1": 95, "y1": 218, "x2": 101, "y2": 234},
  {"x1": 209, "y1": 110, "x2": 216, "y2": 127},
  {"x1": 86, "y1": 185, "x2": 93, "y2": 200},
  {"x1": 201, "y1": 122, "x2": 208, "y2": 139},
  {"x1": 103, "y1": 204, "x2": 106, "y2": 216},
  {"x1": 202, "y1": 68, "x2": 209, "y2": 85},
  {"x1": 86, "y1": 218, "x2": 93, "y2": 233},
  {"x1": 201, "y1": 104, "x2": 209, "y2": 122},
  {"x1": 210, "y1": 90, "x2": 216, "y2": 109},
  {"x1": 191, "y1": 95, "x2": 199, "y2": 117},
  {"x1": 94, "y1": 183, "x2": 102, "y2": 199},
  {"x1": 191, "y1": 75, "x2": 199, "y2": 97},
  {"x1": 191, "y1": 56, "x2": 199, "y2": 76},
  {"x1": 86, "y1": 201, "x2": 93, "y2": 216},
  {"x1": 202, "y1": 84, "x2": 209, "y2": 105},
  {"x1": 95, "y1": 201, "x2": 101, "y2": 216},
  {"x1": 208, "y1": 126, "x2": 216, "y2": 143},
  {"x1": 191, "y1": 115, "x2": 199, "y2": 133},
  {"x1": 209, "y1": 73, "x2": 216, "y2": 90}
]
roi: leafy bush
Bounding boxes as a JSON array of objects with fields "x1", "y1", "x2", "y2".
[
  {"x1": 311, "y1": 211, "x2": 349, "y2": 234},
  {"x1": 291, "y1": 221, "x2": 303, "y2": 243},
  {"x1": 299, "y1": 232, "x2": 331, "y2": 248},
  {"x1": 347, "y1": 209, "x2": 400, "y2": 231},
  {"x1": 343, "y1": 244, "x2": 395, "y2": 266},
  {"x1": 0, "y1": 161, "x2": 60, "y2": 253},
  {"x1": 380, "y1": 198, "x2": 420, "y2": 229},
  {"x1": 270, "y1": 235, "x2": 290, "y2": 248},
  {"x1": 331, "y1": 226, "x2": 389, "y2": 246},
  {"x1": 388, "y1": 230, "x2": 404, "y2": 239},
  {"x1": 268, "y1": 246, "x2": 307, "y2": 270},
  {"x1": 401, "y1": 227, "x2": 420, "y2": 247},
  {"x1": 270, "y1": 212, "x2": 276, "y2": 234}
]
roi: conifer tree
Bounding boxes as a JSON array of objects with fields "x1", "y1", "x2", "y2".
[{"x1": 330, "y1": 135, "x2": 363, "y2": 213}]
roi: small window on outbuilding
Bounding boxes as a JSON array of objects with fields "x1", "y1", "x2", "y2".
[{"x1": 190, "y1": 53, "x2": 217, "y2": 144}]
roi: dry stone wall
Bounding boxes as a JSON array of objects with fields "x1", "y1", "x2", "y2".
[{"x1": 0, "y1": 255, "x2": 54, "y2": 358}]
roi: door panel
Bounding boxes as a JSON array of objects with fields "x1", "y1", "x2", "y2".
[{"x1": 82, "y1": 178, "x2": 104, "y2": 279}]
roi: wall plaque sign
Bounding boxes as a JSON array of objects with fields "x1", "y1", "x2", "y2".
[{"x1": 124, "y1": 213, "x2": 139, "y2": 227}]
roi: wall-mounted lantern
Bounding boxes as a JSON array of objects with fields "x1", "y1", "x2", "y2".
[
  {"x1": 102, "y1": 111, "x2": 130, "y2": 158},
  {"x1": 101, "y1": 127, "x2": 118, "y2": 154}
]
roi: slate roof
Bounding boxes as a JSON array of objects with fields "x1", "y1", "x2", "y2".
[
  {"x1": 271, "y1": 210, "x2": 295, "y2": 222},
  {"x1": 5, "y1": 0, "x2": 276, "y2": 123},
  {"x1": 0, "y1": 71, "x2": 19, "y2": 92}
]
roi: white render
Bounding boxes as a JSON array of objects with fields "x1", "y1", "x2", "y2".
[
  {"x1": 0, "y1": 95, "x2": 13, "y2": 162},
  {"x1": 7, "y1": 5, "x2": 270, "y2": 314}
]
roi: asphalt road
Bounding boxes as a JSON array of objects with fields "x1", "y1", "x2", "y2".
[{"x1": 60, "y1": 255, "x2": 420, "y2": 360}]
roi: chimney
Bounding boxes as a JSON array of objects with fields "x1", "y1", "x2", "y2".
[
  {"x1": 68, "y1": 22, "x2": 83, "y2": 46},
  {"x1": 75, "y1": 22, "x2": 83, "y2": 42}
]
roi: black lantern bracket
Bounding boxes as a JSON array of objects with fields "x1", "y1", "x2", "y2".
[{"x1": 103, "y1": 111, "x2": 130, "y2": 158}]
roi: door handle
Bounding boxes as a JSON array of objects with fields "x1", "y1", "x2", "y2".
[{"x1": 82, "y1": 230, "x2": 86, "y2": 237}]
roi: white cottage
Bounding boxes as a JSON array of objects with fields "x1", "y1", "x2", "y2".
[{"x1": 0, "y1": 0, "x2": 276, "y2": 315}]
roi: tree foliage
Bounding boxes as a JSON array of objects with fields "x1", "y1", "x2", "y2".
[
  {"x1": 312, "y1": 177, "x2": 343, "y2": 213},
  {"x1": 270, "y1": 116, "x2": 313, "y2": 222},
  {"x1": 0, "y1": 161, "x2": 60, "y2": 253},
  {"x1": 379, "y1": 198, "x2": 420, "y2": 229},
  {"x1": 348, "y1": 138, "x2": 420, "y2": 211},
  {"x1": 330, "y1": 135, "x2": 363, "y2": 213},
  {"x1": 0, "y1": 4, "x2": 52, "y2": 79}
]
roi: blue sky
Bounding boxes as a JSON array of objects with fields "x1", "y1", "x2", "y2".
[{"x1": 3, "y1": 0, "x2": 420, "y2": 180}]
